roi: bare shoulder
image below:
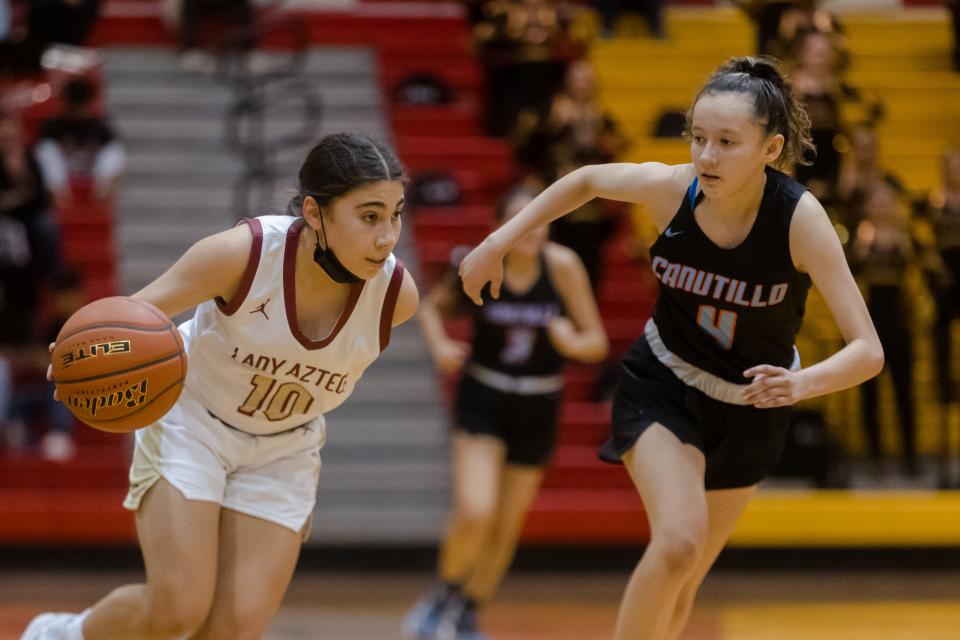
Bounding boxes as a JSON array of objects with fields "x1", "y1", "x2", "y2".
[
  {"x1": 196, "y1": 220, "x2": 255, "y2": 262},
  {"x1": 392, "y1": 267, "x2": 420, "y2": 327},
  {"x1": 543, "y1": 241, "x2": 581, "y2": 272},
  {"x1": 789, "y1": 191, "x2": 840, "y2": 273},
  {"x1": 543, "y1": 242, "x2": 590, "y2": 292},
  {"x1": 638, "y1": 162, "x2": 695, "y2": 230},
  {"x1": 611, "y1": 161, "x2": 691, "y2": 190}
]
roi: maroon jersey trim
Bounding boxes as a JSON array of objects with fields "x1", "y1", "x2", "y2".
[
  {"x1": 216, "y1": 217, "x2": 263, "y2": 316},
  {"x1": 283, "y1": 217, "x2": 365, "y2": 350},
  {"x1": 379, "y1": 259, "x2": 405, "y2": 352}
]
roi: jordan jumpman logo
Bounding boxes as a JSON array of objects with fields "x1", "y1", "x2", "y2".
[{"x1": 251, "y1": 299, "x2": 271, "y2": 320}]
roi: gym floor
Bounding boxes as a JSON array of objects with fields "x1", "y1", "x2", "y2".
[{"x1": 3, "y1": 566, "x2": 959, "y2": 639}]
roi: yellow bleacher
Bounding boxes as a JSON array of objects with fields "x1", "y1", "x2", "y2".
[{"x1": 591, "y1": 8, "x2": 958, "y2": 191}]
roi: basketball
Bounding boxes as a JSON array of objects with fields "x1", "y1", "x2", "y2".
[{"x1": 51, "y1": 296, "x2": 187, "y2": 433}]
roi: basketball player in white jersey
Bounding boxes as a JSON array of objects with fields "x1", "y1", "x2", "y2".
[{"x1": 23, "y1": 133, "x2": 419, "y2": 640}]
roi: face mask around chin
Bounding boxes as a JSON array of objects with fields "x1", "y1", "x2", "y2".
[{"x1": 312, "y1": 220, "x2": 361, "y2": 283}]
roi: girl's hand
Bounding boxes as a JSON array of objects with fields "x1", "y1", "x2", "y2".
[
  {"x1": 742, "y1": 365, "x2": 807, "y2": 408},
  {"x1": 546, "y1": 316, "x2": 579, "y2": 357},
  {"x1": 47, "y1": 342, "x2": 59, "y2": 401},
  {"x1": 458, "y1": 238, "x2": 506, "y2": 306},
  {"x1": 432, "y1": 339, "x2": 471, "y2": 375}
]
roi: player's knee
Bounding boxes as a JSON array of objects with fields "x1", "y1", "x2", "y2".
[
  {"x1": 202, "y1": 605, "x2": 273, "y2": 640},
  {"x1": 652, "y1": 521, "x2": 707, "y2": 576},
  {"x1": 455, "y1": 495, "x2": 497, "y2": 529},
  {"x1": 142, "y1": 587, "x2": 212, "y2": 638}
]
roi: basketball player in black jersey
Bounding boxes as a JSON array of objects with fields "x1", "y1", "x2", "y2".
[
  {"x1": 460, "y1": 56, "x2": 884, "y2": 640},
  {"x1": 405, "y1": 185, "x2": 607, "y2": 640}
]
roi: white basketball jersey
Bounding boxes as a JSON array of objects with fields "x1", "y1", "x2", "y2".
[{"x1": 179, "y1": 215, "x2": 404, "y2": 435}]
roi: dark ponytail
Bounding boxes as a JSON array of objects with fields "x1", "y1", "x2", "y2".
[
  {"x1": 686, "y1": 56, "x2": 815, "y2": 168},
  {"x1": 288, "y1": 132, "x2": 407, "y2": 216}
]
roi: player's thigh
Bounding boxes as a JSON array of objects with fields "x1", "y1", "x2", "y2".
[
  {"x1": 623, "y1": 423, "x2": 708, "y2": 536},
  {"x1": 686, "y1": 486, "x2": 756, "y2": 587},
  {"x1": 495, "y1": 464, "x2": 545, "y2": 532},
  {"x1": 452, "y1": 430, "x2": 507, "y2": 519},
  {"x1": 136, "y1": 478, "x2": 221, "y2": 622},
  {"x1": 192, "y1": 508, "x2": 302, "y2": 640}
]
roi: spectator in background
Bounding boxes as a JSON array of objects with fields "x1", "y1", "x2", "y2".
[
  {"x1": 27, "y1": 0, "x2": 101, "y2": 48},
  {"x1": 0, "y1": 111, "x2": 58, "y2": 315},
  {"x1": 176, "y1": 0, "x2": 254, "y2": 72},
  {"x1": 735, "y1": 0, "x2": 842, "y2": 60},
  {"x1": 0, "y1": 204, "x2": 34, "y2": 453},
  {"x1": 1, "y1": 269, "x2": 84, "y2": 460},
  {"x1": 928, "y1": 148, "x2": 960, "y2": 409},
  {"x1": 474, "y1": 0, "x2": 583, "y2": 137},
  {"x1": 593, "y1": 0, "x2": 665, "y2": 39},
  {"x1": 849, "y1": 179, "x2": 919, "y2": 476},
  {"x1": 0, "y1": 111, "x2": 55, "y2": 455},
  {"x1": 789, "y1": 29, "x2": 854, "y2": 205},
  {"x1": 513, "y1": 60, "x2": 629, "y2": 286},
  {"x1": 836, "y1": 123, "x2": 904, "y2": 230},
  {"x1": 34, "y1": 76, "x2": 126, "y2": 205},
  {"x1": 0, "y1": 0, "x2": 100, "y2": 76}
]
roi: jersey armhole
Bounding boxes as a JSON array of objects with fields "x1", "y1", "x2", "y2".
[
  {"x1": 216, "y1": 217, "x2": 263, "y2": 315},
  {"x1": 379, "y1": 259, "x2": 406, "y2": 352},
  {"x1": 686, "y1": 178, "x2": 699, "y2": 210}
]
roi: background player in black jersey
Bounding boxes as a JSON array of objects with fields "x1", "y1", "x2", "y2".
[
  {"x1": 460, "y1": 57, "x2": 884, "y2": 640},
  {"x1": 405, "y1": 185, "x2": 608, "y2": 640}
]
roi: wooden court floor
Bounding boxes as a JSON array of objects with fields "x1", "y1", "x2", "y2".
[{"x1": 2, "y1": 568, "x2": 959, "y2": 639}]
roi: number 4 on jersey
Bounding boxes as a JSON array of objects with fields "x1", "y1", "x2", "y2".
[{"x1": 697, "y1": 305, "x2": 737, "y2": 350}]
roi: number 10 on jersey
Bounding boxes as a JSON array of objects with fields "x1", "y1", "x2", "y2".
[
  {"x1": 238, "y1": 374, "x2": 314, "y2": 421},
  {"x1": 697, "y1": 305, "x2": 738, "y2": 350}
]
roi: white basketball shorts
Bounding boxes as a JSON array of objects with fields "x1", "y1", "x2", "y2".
[{"x1": 123, "y1": 385, "x2": 325, "y2": 533}]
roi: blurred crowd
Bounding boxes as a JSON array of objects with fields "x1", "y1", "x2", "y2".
[{"x1": 0, "y1": 1, "x2": 126, "y2": 460}]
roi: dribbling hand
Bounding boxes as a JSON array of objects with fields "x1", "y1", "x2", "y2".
[
  {"x1": 458, "y1": 238, "x2": 506, "y2": 306},
  {"x1": 47, "y1": 342, "x2": 59, "y2": 401},
  {"x1": 742, "y1": 364, "x2": 806, "y2": 408}
]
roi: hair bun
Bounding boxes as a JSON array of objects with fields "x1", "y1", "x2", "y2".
[{"x1": 724, "y1": 56, "x2": 786, "y2": 87}]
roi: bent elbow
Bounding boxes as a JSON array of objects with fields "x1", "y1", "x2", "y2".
[
  {"x1": 868, "y1": 343, "x2": 885, "y2": 379},
  {"x1": 584, "y1": 338, "x2": 609, "y2": 365},
  {"x1": 594, "y1": 335, "x2": 610, "y2": 363}
]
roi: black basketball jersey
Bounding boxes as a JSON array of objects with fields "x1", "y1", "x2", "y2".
[
  {"x1": 469, "y1": 254, "x2": 566, "y2": 377},
  {"x1": 644, "y1": 166, "x2": 812, "y2": 384}
]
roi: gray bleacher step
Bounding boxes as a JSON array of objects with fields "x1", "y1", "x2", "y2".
[
  {"x1": 115, "y1": 106, "x2": 382, "y2": 131},
  {"x1": 108, "y1": 84, "x2": 379, "y2": 110},
  {"x1": 118, "y1": 185, "x2": 234, "y2": 210},
  {"x1": 309, "y1": 515, "x2": 448, "y2": 544},
  {"x1": 103, "y1": 47, "x2": 376, "y2": 75},
  {"x1": 121, "y1": 118, "x2": 383, "y2": 146},
  {"x1": 314, "y1": 462, "x2": 446, "y2": 492},
  {"x1": 110, "y1": 93, "x2": 382, "y2": 122},
  {"x1": 321, "y1": 418, "x2": 443, "y2": 445}
]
